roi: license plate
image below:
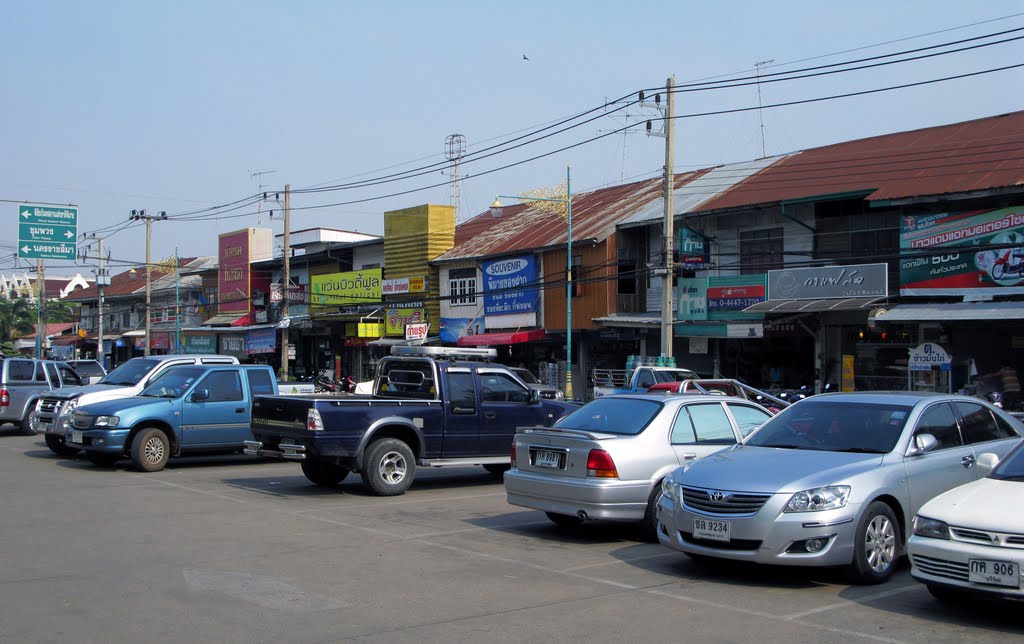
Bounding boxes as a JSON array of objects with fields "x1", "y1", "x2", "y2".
[
  {"x1": 534, "y1": 449, "x2": 563, "y2": 469},
  {"x1": 969, "y1": 559, "x2": 1020, "y2": 588},
  {"x1": 70, "y1": 430, "x2": 84, "y2": 444},
  {"x1": 693, "y1": 517, "x2": 731, "y2": 542}
]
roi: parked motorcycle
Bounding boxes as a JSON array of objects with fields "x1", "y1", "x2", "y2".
[{"x1": 313, "y1": 370, "x2": 343, "y2": 394}]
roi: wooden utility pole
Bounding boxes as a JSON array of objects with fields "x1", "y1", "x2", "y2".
[
  {"x1": 35, "y1": 260, "x2": 46, "y2": 358},
  {"x1": 660, "y1": 76, "x2": 675, "y2": 359},
  {"x1": 279, "y1": 184, "x2": 291, "y2": 381},
  {"x1": 129, "y1": 210, "x2": 167, "y2": 357},
  {"x1": 97, "y1": 237, "x2": 105, "y2": 367}
]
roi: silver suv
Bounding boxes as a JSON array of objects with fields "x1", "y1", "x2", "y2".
[
  {"x1": 0, "y1": 358, "x2": 83, "y2": 434},
  {"x1": 33, "y1": 354, "x2": 239, "y2": 455}
]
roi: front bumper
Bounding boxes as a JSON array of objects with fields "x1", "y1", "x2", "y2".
[
  {"x1": 909, "y1": 535, "x2": 1024, "y2": 598},
  {"x1": 656, "y1": 491, "x2": 861, "y2": 567},
  {"x1": 66, "y1": 428, "x2": 130, "y2": 454},
  {"x1": 504, "y1": 468, "x2": 650, "y2": 521}
]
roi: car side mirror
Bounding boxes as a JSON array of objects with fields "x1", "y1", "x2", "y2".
[
  {"x1": 976, "y1": 452, "x2": 1000, "y2": 476},
  {"x1": 911, "y1": 433, "x2": 938, "y2": 455},
  {"x1": 529, "y1": 388, "x2": 541, "y2": 404},
  {"x1": 191, "y1": 388, "x2": 210, "y2": 402}
]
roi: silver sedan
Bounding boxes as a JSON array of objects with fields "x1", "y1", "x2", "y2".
[
  {"x1": 657, "y1": 392, "x2": 1023, "y2": 584},
  {"x1": 504, "y1": 394, "x2": 773, "y2": 538}
]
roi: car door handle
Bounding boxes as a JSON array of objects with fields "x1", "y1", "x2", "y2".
[
  {"x1": 682, "y1": 452, "x2": 698, "y2": 460},
  {"x1": 484, "y1": 411, "x2": 496, "y2": 419},
  {"x1": 235, "y1": 408, "x2": 245, "y2": 414},
  {"x1": 961, "y1": 455, "x2": 975, "y2": 468}
]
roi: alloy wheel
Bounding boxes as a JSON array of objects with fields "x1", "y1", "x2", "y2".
[
  {"x1": 864, "y1": 514, "x2": 896, "y2": 573},
  {"x1": 378, "y1": 451, "x2": 407, "y2": 484}
]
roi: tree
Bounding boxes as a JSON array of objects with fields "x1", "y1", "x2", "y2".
[{"x1": 0, "y1": 297, "x2": 36, "y2": 342}]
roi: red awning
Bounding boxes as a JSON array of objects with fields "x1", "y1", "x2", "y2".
[
  {"x1": 456, "y1": 329, "x2": 547, "y2": 347},
  {"x1": 49, "y1": 335, "x2": 81, "y2": 346}
]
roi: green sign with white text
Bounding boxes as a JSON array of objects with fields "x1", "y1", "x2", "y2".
[{"x1": 17, "y1": 205, "x2": 78, "y2": 260}]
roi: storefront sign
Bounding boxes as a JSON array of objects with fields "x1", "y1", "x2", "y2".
[
  {"x1": 677, "y1": 227, "x2": 710, "y2": 270},
  {"x1": 150, "y1": 332, "x2": 171, "y2": 351},
  {"x1": 439, "y1": 317, "x2": 484, "y2": 344},
  {"x1": 270, "y1": 283, "x2": 306, "y2": 304},
  {"x1": 678, "y1": 275, "x2": 766, "y2": 322},
  {"x1": 357, "y1": 322, "x2": 384, "y2": 338},
  {"x1": 219, "y1": 334, "x2": 246, "y2": 357},
  {"x1": 382, "y1": 276, "x2": 427, "y2": 295},
  {"x1": 677, "y1": 277, "x2": 708, "y2": 321},
  {"x1": 218, "y1": 230, "x2": 251, "y2": 313},
  {"x1": 482, "y1": 256, "x2": 538, "y2": 315},
  {"x1": 255, "y1": 310, "x2": 268, "y2": 324},
  {"x1": 900, "y1": 206, "x2": 1024, "y2": 296},
  {"x1": 908, "y1": 342, "x2": 952, "y2": 371},
  {"x1": 385, "y1": 303, "x2": 427, "y2": 336},
  {"x1": 183, "y1": 334, "x2": 216, "y2": 354},
  {"x1": 310, "y1": 268, "x2": 382, "y2": 307},
  {"x1": 841, "y1": 354, "x2": 855, "y2": 392},
  {"x1": 707, "y1": 283, "x2": 765, "y2": 312},
  {"x1": 405, "y1": 323, "x2": 429, "y2": 342},
  {"x1": 767, "y1": 264, "x2": 887, "y2": 300},
  {"x1": 246, "y1": 327, "x2": 277, "y2": 354}
]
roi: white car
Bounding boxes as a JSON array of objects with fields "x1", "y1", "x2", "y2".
[{"x1": 909, "y1": 440, "x2": 1024, "y2": 601}]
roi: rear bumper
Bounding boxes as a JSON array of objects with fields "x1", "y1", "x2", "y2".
[
  {"x1": 504, "y1": 468, "x2": 650, "y2": 521},
  {"x1": 243, "y1": 440, "x2": 307, "y2": 461}
]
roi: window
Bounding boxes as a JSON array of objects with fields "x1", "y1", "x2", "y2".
[
  {"x1": 43, "y1": 363, "x2": 58, "y2": 385},
  {"x1": 35, "y1": 363, "x2": 48, "y2": 382},
  {"x1": 914, "y1": 403, "x2": 962, "y2": 450},
  {"x1": 684, "y1": 403, "x2": 737, "y2": 444},
  {"x1": 727, "y1": 403, "x2": 773, "y2": 437},
  {"x1": 58, "y1": 365, "x2": 82, "y2": 387},
  {"x1": 122, "y1": 311, "x2": 131, "y2": 327},
  {"x1": 449, "y1": 268, "x2": 477, "y2": 306},
  {"x1": 671, "y1": 410, "x2": 697, "y2": 444},
  {"x1": 739, "y1": 228, "x2": 784, "y2": 274},
  {"x1": 617, "y1": 254, "x2": 637, "y2": 295},
  {"x1": 479, "y1": 373, "x2": 530, "y2": 403},
  {"x1": 198, "y1": 371, "x2": 243, "y2": 402},
  {"x1": 555, "y1": 398, "x2": 662, "y2": 435},
  {"x1": 7, "y1": 360, "x2": 35, "y2": 381},
  {"x1": 247, "y1": 369, "x2": 275, "y2": 397},
  {"x1": 955, "y1": 402, "x2": 1016, "y2": 443},
  {"x1": 635, "y1": 368, "x2": 656, "y2": 390},
  {"x1": 448, "y1": 372, "x2": 476, "y2": 414}
]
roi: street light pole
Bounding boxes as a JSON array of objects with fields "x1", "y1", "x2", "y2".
[
  {"x1": 491, "y1": 165, "x2": 575, "y2": 401},
  {"x1": 129, "y1": 209, "x2": 167, "y2": 357}
]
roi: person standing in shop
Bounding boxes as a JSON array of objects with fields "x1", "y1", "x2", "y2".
[{"x1": 982, "y1": 360, "x2": 1021, "y2": 411}]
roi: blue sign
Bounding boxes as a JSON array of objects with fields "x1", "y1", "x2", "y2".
[
  {"x1": 246, "y1": 327, "x2": 277, "y2": 354},
  {"x1": 482, "y1": 256, "x2": 538, "y2": 316},
  {"x1": 677, "y1": 227, "x2": 710, "y2": 270}
]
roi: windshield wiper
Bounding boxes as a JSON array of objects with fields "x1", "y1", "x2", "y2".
[
  {"x1": 832, "y1": 447, "x2": 884, "y2": 454},
  {"x1": 758, "y1": 444, "x2": 806, "y2": 449}
]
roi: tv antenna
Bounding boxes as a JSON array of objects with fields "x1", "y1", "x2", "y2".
[
  {"x1": 251, "y1": 170, "x2": 276, "y2": 226},
  {"x1": 444, "y1": 135, "x2": 466, "y2": 221},
  {"x1": 754, "y1": 59, "x2": 774, "y2": 158}
]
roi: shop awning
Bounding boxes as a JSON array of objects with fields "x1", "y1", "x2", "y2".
[
  {"x1": 121, "y1": 330, "x2": 146, "y2": 337},
  {"x1": 201, "y1": 312, "x2": 252, "y2": 327},
  {"x1": 873, "y1": 301, "x2": 1024, "y2": 322},
  {"x1": 456, "y1": 329, "x2": 547, "y2": 346},
  {"x1": 592, "y1": 313, "x2": 661, "y2": 328},
  {"x1": 49, "y1": 335, "x2": 81, "y2": 346},
  {"x1": 742, "y1": 297, "x2": 884, "y2": 313}
]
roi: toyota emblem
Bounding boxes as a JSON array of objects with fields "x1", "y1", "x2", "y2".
[{"x1": 708, "y1": 490, "x2": 726, "y2": 502}]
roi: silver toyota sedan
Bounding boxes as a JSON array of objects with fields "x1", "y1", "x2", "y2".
[
  {"x1": 504, "y1": 393, "x2": 774, "y2": 538},
  {"x1": 657, "y1": 392, "x2": 1023, "y2": 584}
]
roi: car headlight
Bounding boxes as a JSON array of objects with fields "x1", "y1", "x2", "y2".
[
  {"x1": 93, "y1": 416, "x2": 120, "y2": 428},
  {"x1": 555, "y1": 391, "x2": 564, "y2": 400},
  {"x1": 912, "y1": 515, "x2": 950, "y2": 540},
  {"x1": 661, "y1": 477, "x2": 678, "y2": 501},
  {"x1": 784, "y1": 486, "x2": 850, "y2": 512},
  {"x1": 61, "y1": 398, "x2": 79, "y2": 415}
]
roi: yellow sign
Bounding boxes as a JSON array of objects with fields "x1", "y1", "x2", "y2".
[
  {"x1": 385, "y1": 306, "x2": 427, "y2": 336},
  {"x1": 357, "y1": 322, "x2": 384, "y2": 338},
  {"x1": 310, "y1": 268, "x2": 382, "y2": 308},
  {"x1": 841, "y1": 354, "x2": 855, "y2": 392}
]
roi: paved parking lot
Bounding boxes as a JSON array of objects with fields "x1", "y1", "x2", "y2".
[{"x1": 1, "y1": 425, "x2": 1021, "y2": 643}]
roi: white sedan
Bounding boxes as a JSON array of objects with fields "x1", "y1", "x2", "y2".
[{"x1": 909, "y1": 440, "x2": 1024, "y2": 601}]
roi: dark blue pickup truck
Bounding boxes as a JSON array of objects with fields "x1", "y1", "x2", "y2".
[{"x1": 245, "y1": 346, "x2": 578, "y2": 495}]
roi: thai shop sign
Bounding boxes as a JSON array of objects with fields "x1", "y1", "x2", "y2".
[
  {"x1": 767, "y1": 264, "x2": 887, "y2": 300},
  {"x1": 219, "y1": 334, "x2": 246, "y2": 358},
  {"x1": 908, "y1": 342, "x2": 952, "y2": 371},
  {"x1": 382, "y1": 276, "x2": 427, "y2": 296},
  {"x1": 218, "y1": 230, "x2": 251, "y2": 314},
  {"x1": 183, "y1": 334, "x2": 216, "y2": 354},
  {"x1": 900, "y1": 206, "x2": 1024, "y2": 296},
  {"x1": 706, "y1": 275, "x2": 765, "y2": 320},
  {"x1": 482, "y1": 256, "x2": 538, "y2": 315},
  {"x1": 310, "y1": 268, "x2": 382, "y2": 308},
  {"x1": 677, "y1": 278, "x2": 708, "y2": 321},
  {"x1": 385, "y1": 302, "x2": 427, "y2": 336},
  {"x1": 246, "y1": 327, "x2": 277, "y2": 354},
  {"x1": 676, "y1": 227, "x2": 710, "y2": 270}
]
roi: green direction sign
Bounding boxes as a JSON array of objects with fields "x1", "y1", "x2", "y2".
[{"x1": 17, "y1": 205, "x2": 78, "y2": 260}]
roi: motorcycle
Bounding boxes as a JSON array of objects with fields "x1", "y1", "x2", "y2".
[
  {"x1": 958, "y1": 380, "x2": 1003, "y2": 408},
  {"x1": 313, "y1": 370, "x2": 343, "y2": 394},
  {"x1": 991, "y1": 247, "x2": 1024, "y2": 281}
]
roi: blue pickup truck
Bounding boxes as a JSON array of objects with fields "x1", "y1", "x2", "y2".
[
  {"x1": 245, "y1": 346, "x2": 578, "y2": 496},
  {"x1": 68, "y1": 364, "x2": 278, "y2": 472}
]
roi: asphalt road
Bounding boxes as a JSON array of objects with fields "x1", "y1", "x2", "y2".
[{"x1": 1, "y1": 425, "x2": 1021, "y2": 643}]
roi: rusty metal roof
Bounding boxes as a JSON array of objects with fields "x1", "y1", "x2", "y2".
[
  {"x1": 699, "y1": 111, "x2": 1024, "y2": 211},
  {"x1": 439, "y1": 171, "x2": 710, "y2": 262},
  {"x1": 66, "y1": 256, "x2": 199, "y2": 301}
]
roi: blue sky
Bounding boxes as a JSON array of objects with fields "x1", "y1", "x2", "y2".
[{"x1": 2, "y1": 1, "x2": 1022, "y2": 273}]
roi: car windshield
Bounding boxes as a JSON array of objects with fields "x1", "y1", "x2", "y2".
[
  {"x1": 512, "y1": 368, "x2": 540, "y2": 384},
  {"x1": 744, "y1": 400, "x2": 912, "y2": 453},
  {"x1": 554, "y1": 397, "x2": 662, "y2": 436},
  {"x1": 990, "y1": 441, "x2": 1024, "y2": 481},
  {"x1": 99, "y1": 358, "x2": 161, "y2": 386},
  {"x1": 139, "y1": 367, "x2": 204, "y2": 398},
  {"x1": 70, "y1": 361, "x2": 104, "y2": 377},
  {"x1": 655, "y1": 369, "x2": 700, "y2": 383}
]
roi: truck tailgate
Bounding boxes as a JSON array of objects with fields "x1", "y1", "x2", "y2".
[{"x1": 251, "y1": 395, "x2": 313, "y2": 432}]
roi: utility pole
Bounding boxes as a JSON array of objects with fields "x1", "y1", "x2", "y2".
[
  {"x1": 80, "y1": 234, "x2": 109, "y2": 368},
  {"x1": 35, "y1": 260, "x2": 46, "y2": 358},
  {"x1": 660, "y1": 75, "x2": 675, "y2": 359},
  {"x1": 129, "y1": 209, "x2": 167, "y2": 357},
  {"x1": 279, "y1": 184, "x2": 291, "y2": 381}
]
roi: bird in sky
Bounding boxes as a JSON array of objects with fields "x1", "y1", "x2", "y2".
[{"x1": 522, "y1": 54, "x2": 530, "y2": 61}]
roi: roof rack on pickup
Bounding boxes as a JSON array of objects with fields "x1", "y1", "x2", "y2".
[{"x1": 389, "y1": 345, "x2": 497, "y2": 361}]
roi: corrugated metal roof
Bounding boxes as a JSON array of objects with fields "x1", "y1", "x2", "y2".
[
  {"x1": 65, "y1": 257, "x2": 197, "y2": 301},
  {"x1": 699, "y1": 111, "x2": 1024, "y2": 211},
  {"x1": 438, "y1": 171, "x2": 709, "y2": 262}
]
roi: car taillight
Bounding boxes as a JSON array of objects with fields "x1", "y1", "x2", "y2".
[
  {"x1": 0, "y1": 388, "x2": 8, "y2": 407},
  {"x1": 307, "y1": 408, "x2": 324, "y2": 431},
  {"x1": 586, "y1": 449, "x2": 618, "y2": 478},
  {"x1": 510, "y1": 441, "x2": 517, "y2": 468}
]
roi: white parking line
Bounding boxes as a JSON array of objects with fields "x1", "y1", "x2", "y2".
[
  {"x1": 560, "y1": 550, "x2": 678, "y2": 572},
  {"x1": 781, "y1": 584, "x2": 919, "y2": 620},
  {"x1": 290, "y1": 490, "x2": 507, "y2": 514},
  {"x1": 130, "y1": 474, "x2": 252, "y2": 504}
]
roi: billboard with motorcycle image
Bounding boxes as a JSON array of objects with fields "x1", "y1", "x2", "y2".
[{"x1": 900, "y1": 206, "x2": 1024, "y2": 295}]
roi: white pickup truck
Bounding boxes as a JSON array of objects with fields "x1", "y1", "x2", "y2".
[{"x1": 591, "y1": 365, "x2": 700, "y2": 398}]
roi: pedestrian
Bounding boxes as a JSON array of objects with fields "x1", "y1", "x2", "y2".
[{"x1": 981, "y1": 360, "x2": 1020, "y2": 411}]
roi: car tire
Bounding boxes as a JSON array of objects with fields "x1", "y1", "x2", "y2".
[
  {"x1": 86, "y1": 452, "x2": 120, "y2": 468},
  {"x1": 847, "y1": 501, "x2": 900, "y2": 584},
  {"x1": 131, "y1": 428, "x2": 170, "y2": 472},
  {"x1": 301, "y1": 460, "x2": 349, "y2": 487},
  {"x1": 545, "y1": 512, "x2": 584, "y2": 528},
  {"x1": 360, "y1": 438, "x2": 415, "y2": 496},
  {"x1": 483, "y1": 464, "x2": 510, "y2": 476},
  {"x1": 19, "y1": 412, "x2": 36, "y2": 436},
  {"x1": 639, "y1": 483, "x2": 664, "y2": 542},
  {"x1": 45, "y1": 433, "x2": 80, "y2": 457}
]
